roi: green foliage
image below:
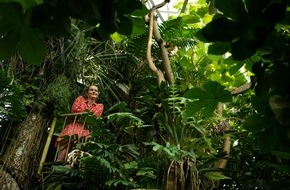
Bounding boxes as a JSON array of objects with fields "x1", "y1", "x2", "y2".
[
  {"x1": 198, "y1": 2, "x2": 290, "y2": 188},
  {"x1": 2, "y1": 0, "x2": 290, "y2": 189},
  {"x1": 18, "y1": 25, "x2": 47, "y2": 65},
  {"x1": 184, "y1": 81, "x2": 232, "y2": 117},
  {"x1": 44, "y1": 106, "x2": 161, "y2": 189},
  {"x1": 0, "y1": 2, "x2": 47, "y2": 64},
  {"x1": 220, "y1": 134, "x2": 290, "y2": 189},
  {"x1": 204, "y1": 172, "x2": 230, "y2": 180},
  {"x1": 40, "y1": 75, "x2": 72, "y2": 113},
  {"x1": 139, "y1": 81, "x2": 231, "y2": 189},
  {"x1": 0, "y1": 69, "x2": 26, "y2": 121},
  {"x1": 126, "y1": 16, "x2": 196, "y2": 59},
  {"x1": 1, "y1": 0, "x2": 43, "y2": 10},
  {"x1": 0, "y1": 0, "x2": 148, "y2": 65},
  {"x1": 200, "y1": 0, "x2": 287, "y2": 60},
  {"x1": 0, "y1": 69, "x2": 26, "y2": 164}
]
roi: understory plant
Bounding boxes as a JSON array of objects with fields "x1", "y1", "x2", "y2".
[
  {"x1": 41, "y1": 107, "x2": 157, "y2": 190},
  {"x1": 137, "y1": 82, "x2": 233, "y2": 190}
]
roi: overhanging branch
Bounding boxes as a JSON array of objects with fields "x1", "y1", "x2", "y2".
[{"x1": 146, "y1": 1, "x2": 174, "y2": 85}]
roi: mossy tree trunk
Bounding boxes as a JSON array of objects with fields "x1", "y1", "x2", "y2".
[{"x1": 0, "y1": 113, "x2": 47, "y2": 190}]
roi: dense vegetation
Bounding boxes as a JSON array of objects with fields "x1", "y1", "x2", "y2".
[{"x1": 1, "y1": 0, "x2": 290, "y2": 189}]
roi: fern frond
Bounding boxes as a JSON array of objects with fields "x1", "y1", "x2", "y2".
[
  {"x1": 126, "y1": 17, "x2": 196, "y2": 59},
  {"x1": 107, "y1": 112, "x2": 144, "y2": 127},
  {"x1": 126, "y1": 33, "x2": 160, "y2": 58},
  {"x1": 159, "y1": 17, "x2": 197, "y2": 48}
]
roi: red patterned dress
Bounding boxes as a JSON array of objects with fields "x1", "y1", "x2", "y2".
[{"x1": 55, "y1": 96, "x2": 104, "y2": 146}]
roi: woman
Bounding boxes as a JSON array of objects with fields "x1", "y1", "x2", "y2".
[{"x1": 55, "y1": 85, "x2": 104, "y2": 161}]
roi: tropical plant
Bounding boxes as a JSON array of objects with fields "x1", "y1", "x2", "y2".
[
  {"x1": 2, "y1": 0, "x2": 290, "y2": 189},
  {"x1": 197, "y1": 0, "x2": 290, "y2": 188},
  {"x1": 41, "y1": 106, "x2": 158, "y2": 190}
]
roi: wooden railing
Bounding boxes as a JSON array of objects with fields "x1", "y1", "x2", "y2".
[{"x1": 38, "y1": 112, "x2": 88, "y2": 175}]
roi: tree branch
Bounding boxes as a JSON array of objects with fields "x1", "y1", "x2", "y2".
[
  {"x1": 146, "y1": 1, "x2": 175, "y2": 85},
  {"x1": 230, "y1": 77, "x2": 257, "y2": 95},
  {"x1": 153, "y1": 18, "x2": 174, "y2": 85},
  {"x1": 146, "y1": 6, "x2": 165, "y2": 85},
  {"x1": 180, "y1": 0, "x2": 188, "y2": 14}
]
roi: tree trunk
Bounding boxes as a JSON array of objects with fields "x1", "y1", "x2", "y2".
[
  {"x1": 0, "y1": 167, "x2": 20, "y2": 190},
  {"x1": 0, "y1": 113, "x2": 47, "y2": 190}
]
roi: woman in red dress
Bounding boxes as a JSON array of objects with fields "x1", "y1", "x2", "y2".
[{"x1": 55, "y1": 85, "x2": 104, "y2": 161}]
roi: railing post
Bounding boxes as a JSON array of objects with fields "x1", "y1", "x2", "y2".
[{"x1": 38, "y1": 116, "x2": 57, "y2": 175}]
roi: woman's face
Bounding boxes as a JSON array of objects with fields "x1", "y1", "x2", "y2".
[{"x1": 87, "y1": 85, "x2": 99, "y2": 100}]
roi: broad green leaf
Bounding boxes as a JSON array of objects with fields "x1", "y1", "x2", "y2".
[
  {"x1": 184, "y1": 88, "x2": 205, "y2": 99},
  {"x1": 261, "y1": 3, "x2": 286, "y2": 24},
  {"x1": 1, "y1": 0, "x2": 42, "y2": 10},
  {"x1": 18, "y1": 26, "x2": 46, "y2": 65},
  {"x1": 55, "y1": 184, "x2": 62, "y2": 190},
  {"x1": 244, "y1": 0, "x2": 270, "y2": 17},
  {"x1": 257, "y1": 126, "x2": 278, "y2": 154},
  {"x1": 205, "y1": 172, "x2": 231, "y2": 180},
  {"x1": 208, "y1": 42, "x2": 231, "y2": 55},
  {"x1": 243, "y1": 115, "x2": 273, "y2": 133},
  {"x1": 31, "y1": 6, "x2": 72, "y2": 37},
  {"x1": 269, "y1": 163, "x2": 290, "y2": 174},
  {"x1": 232, "y1": 72, "x2": 248, "y2": 88},
  {"x1": 0, "y1": 71, "x2": 13, "y2": 87},
  {"x1": 185, "y1": 100, "x2": 208, "y2": 117},
  {"x1": 152, "y1": 144, "x2": 163, "y2": 151},
  {"x1": 116, "y1": 0, "x2": 142, "y2": 14},
  {"x1": 22, "y1": 0, "x2": 43, "y2": 10},
  {"x1": 181, "y1": 14, "x2": 201, "y2": 24},
  {"x1": 130, "y1": 4, "x2": 148, "y2": 16},
  {"x1": 185, "y1": 81, "x2": 231, "y2": 117},
  {"x1": 200, "y1": 16, "x2": 240, "y2": 42},
  {"x1": 251, "y1": 95, "x2": 269, "y2": 115},
  {"x1": 221, "y1": 70, "x2": 234, "y2": 83},
  {"x1": 272, "y1": 151, "x2": 290, "y2": 160},
  {"x1": 201, "y1": 100, "x2": 218, "y2": 117},
  {"x1": 215, "y1": 0, "x2": 249, "y2": 22},
  {"x1": 231, "y1": 33, "x2": 259, "y2": 60},
  {"x1": 136, "y1": 168, "x2": 155, "y2": 177},
  {"x1": 124, "y1": 161, "x2": 138, "y2": 169},
  {"x1": 203, "y1": 81, "x2": 232, "y2": 102},
  {"x1": 111, "y1": 32, "x2": 124, "y2": 43},
  {"x1": 69, "y1": 0, "x2": 101, "y2": 19},
  {"x1": 131, "y1": 17, "x2": 146, "y2": 36},
  {"x1": 117, "y1": 16, "x2": 133, "y2": 35},
  {"x1": 199, "y1": 56, "x2": 212, "y2": 67},
  {"x1": 106, "y1": 180, "x2": 128, "y2": 187},
  {"x1": 163, "y1": 147, "x2": 175, "y2": 158},
  {"x1": 186, "y1": 99, "x2": 217, "y2": 118},
  {"x1": 0, "y1": 28, "x2": 20, "y2": 60},
  {"x1": 228, "y1": 63, "x2": 244, "y2": 75},
  {"x1": 0, "y1": 2, "x2": 22, "y2": 35}
]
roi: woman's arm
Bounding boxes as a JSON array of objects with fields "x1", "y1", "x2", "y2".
[
  {"x1": 90, "y1": 104, "x2": 104, "y2": 117},
  {"x1": 71, "y1": 96, "x2": 88, "y2": 113}
]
